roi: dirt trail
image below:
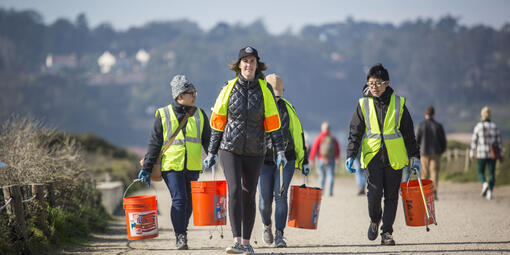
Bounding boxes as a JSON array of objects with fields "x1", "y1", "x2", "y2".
[{"x1": 63, "y1": 173, "x2": 510, "y2": 254}]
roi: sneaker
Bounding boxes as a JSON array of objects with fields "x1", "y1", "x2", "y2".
[
  {"x1": 262, "y1": 225, "x2": 273, "y2": 245},
  {"x1": 274, "y1": 229, "x2": 287, "y2": 248},
  {"x1": 486, "y1": 190, "x2": 493, "y2": 200},
  {"x1": 381, "y1": 232, "x2": 396, "y2": 245},
  {"x1": 367, "y1": 221, "x2": 380, "y2": 241},
  {"x1": 434, "y1": 191, "x2": 438, "y2": 200},
  {"x1": 226, "y1": 242, "x2": 245, "y2": 254},
  {"x1": 357, "y1": 187, "x2": 365, "y2": 196},
  {"x1": 481, "y1": 182, "x2": 489, "y2": 196},
  {"x1": 242, "y1": 244, "x2": 254, "y2": 255},
  {"x1": 176, "y1": 233, "x2": 188, "y2": 250}
]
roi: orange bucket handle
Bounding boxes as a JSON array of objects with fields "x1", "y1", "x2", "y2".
[
  {"x1": 405, "y1": 167, "x2": 438, "y2": 231},
  {"x1": 124, "y1": 179, "x2": 158, "y2": 199}
]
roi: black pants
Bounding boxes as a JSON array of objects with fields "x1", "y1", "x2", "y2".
[
  {"x1": 219, "y1": 150, "x2": 264, "y2": 239},
  {"x1": 366, "y1": 164, "x2": 402, "y2": 234}
]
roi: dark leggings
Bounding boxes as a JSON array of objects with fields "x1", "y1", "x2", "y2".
[{"x1": 219, "y1": 150, "x2": 264, "y2": 239}]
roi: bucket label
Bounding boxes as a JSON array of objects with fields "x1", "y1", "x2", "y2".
[
  {"x1": 214, "y1": 195, "x2": 226, "y2": 221},
  {"x1": 128, "y1": 210, "x2": 158, "y2": 237},
  {"x1": 311, "y1": 202, "x2": 321, "y2": 226},
  {"x1": 405, "y1": 200, "x2": 414, "y2": 221}
]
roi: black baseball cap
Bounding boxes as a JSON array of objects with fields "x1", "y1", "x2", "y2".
[{"x1": 238, "y1": 46, "x2": 259, "y2": 61}]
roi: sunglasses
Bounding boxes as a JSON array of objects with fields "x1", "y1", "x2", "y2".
[{"x1": 183, "y1": 90, "x2": 197, "y2": 97}]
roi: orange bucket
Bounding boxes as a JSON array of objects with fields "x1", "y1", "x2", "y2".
[
  {"x1": 400, "y1": 179, "x2": 436, "y2": 226},
  {"x1": 287, "y1": 185, "x2": 322, "y2": 229},
  {"x1": 123, "y1": 195, "x2": 158, "y2": 240},
  {"x1": 191, "y1": 180, "x2": 227, "y2": 226}
]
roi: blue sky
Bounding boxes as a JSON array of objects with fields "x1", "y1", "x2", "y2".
[{"x1": 1, "y1": 0, "x2": 509, "y2": 33}]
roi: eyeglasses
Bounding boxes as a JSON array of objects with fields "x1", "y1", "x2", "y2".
[
  {"x1": 367, "y1": 81, "x2": 386, "y2": 88},
  {"x1": 183, "y1": 90, "x2": 197, "y2": 97}
]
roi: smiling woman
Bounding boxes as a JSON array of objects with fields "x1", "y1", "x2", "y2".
[{"x1": 205, "y1": 46, "x2": 286, "y2": 255}]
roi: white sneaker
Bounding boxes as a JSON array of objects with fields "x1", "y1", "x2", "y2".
[
  {"x1": 262, "y1": 225, "x2": 273, "y2": 245},
  {"x1": 226, "y1": 242, "x2": 245, "y2": 254},
  {"x1": 486, "y1": 190, "x2": 493, "y2": 200},
  {"x1": 481, "y1": 182, "x2": 489, "y2": 196}
]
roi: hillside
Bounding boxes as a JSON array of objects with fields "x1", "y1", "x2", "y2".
[{"x1": 1, "y1": 9, "x2": 509, "y2": 146}]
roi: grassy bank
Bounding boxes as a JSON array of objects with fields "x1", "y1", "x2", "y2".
[{"x1": 0, "y1": 116, "x2": 138, "y2": 254}]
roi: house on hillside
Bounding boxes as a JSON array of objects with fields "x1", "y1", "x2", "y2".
[
  {"x1": 44, "y1": 54, "x2": 78, "y2": 73},
  {"x1": 89, "y1": 49, "x2": 150, "y2": 86}
]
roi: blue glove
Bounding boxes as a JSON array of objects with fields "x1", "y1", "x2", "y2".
[
  {"x1": 401, "y1": 166, "x2": 411, "y2": 183},
  {"x1": 203, "y1": 153, "x2": 217, "y2": 169},
  {"x1": 301, "y1": 164, "x2": 310, "y2": 176},
  {"x1": 410, "y1": 157, "x2": 421, "y2": 175},
  {"x1": 138, "y1": 169, "x2": 151, "y2": 185},
  {"x1": 276, "y1": 151, "x2": 287, "y2": 169},
  {"x1": 345, "y1": 157, "x2": 355, "y2": 173}
]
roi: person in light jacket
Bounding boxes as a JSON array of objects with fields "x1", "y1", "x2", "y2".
[{"x1": 469, "y1": 106, "x2": 503, "y2": 200}]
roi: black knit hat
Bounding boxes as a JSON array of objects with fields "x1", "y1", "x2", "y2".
[
  {"x1": 367, "y1": 63, "x2": 389, "y2": 81},
  {"x1": 238, "y1": 46, "x2": 259, "y2": 61}
]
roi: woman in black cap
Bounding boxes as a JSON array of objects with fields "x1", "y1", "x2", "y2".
[{"x1": 204, "y1": 46, "x2": 286, "y2": 254}]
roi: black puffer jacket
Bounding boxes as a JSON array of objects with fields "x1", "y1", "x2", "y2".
[
  {"x1": 208, "y1": 76, "x2": 284, "y2": 156},
  {"x1": 346, "y1": 85, "x2": 420, "y2": 168}
]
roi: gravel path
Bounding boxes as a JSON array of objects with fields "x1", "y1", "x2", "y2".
[{"x1": 63, "y1": 173, "x2": 510, "y2": 254}]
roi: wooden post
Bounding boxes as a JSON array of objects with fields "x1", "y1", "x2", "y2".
[
  {"x1": 46, "y1": 182, "x2": 56, "y2": 207},
  {"x1": 454, "y1": 148, "x2": 459, "y2": 159},
  {"x1": 2, "y1": 185, "x2": 29, "y2": 253},
  {"x1": 446, "y1": 149, "x2": 451, "y2": 162},
  {"x1": 32, "y1": 184, "x2": 49, "y2": 235},
  {"x1": 464, "y1": 148, "x2": 470, "y2": 172}
]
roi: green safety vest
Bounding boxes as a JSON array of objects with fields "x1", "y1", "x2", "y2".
[
  {"x1": 157, "y1": 105, "x2": 204, "y2": 171},
  {"x1": 210, "y1": 77, "x2": 281, "y2": 132},
  {"x1": 359, "y1": 94, "x2": 409, "y2": 170},
  {"x1": 281, "y1": 98, "x2": 306, "y2": 169}
]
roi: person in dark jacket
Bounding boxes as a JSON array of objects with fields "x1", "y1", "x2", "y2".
[
  {"x1": 345, "y1": 64, "x2": 420, "y2": 246},
  {"x1": 258, "y1": 74, "x2": 310, "y2": 248},
  {"x1": 203, "y1": 46, "x2": 286, "y2": 255},
  {"x1": 138, "y1": 75, "x2": 211, "y2": 250},
  {"x1": 416, "y1": 106, "x2": 446, "y2": 200}
]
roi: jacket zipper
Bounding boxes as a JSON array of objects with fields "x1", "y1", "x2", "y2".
[{"x1": 242, "y1": 81, "x2": 249, "y2": 154}]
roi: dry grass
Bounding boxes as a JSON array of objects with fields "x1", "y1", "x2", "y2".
[{"x1": 0, "y1": 115, "x2": 89, "y2": 186}]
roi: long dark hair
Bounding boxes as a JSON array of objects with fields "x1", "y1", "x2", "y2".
[{"x1": 229, "y1": 59, "x2": 268, "y2": 79}]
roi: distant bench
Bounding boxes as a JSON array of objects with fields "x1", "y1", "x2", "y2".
[{"x1": 96, "y1": 181, "x2": 123, "y2": 215}]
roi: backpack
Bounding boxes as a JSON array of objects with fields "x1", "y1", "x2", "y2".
[{"x1": 319, "y1": 135, "x2": 336, "y2": 159}]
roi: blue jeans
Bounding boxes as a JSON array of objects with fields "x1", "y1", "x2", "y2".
[
  {"x1": 162, "y1": 170, "x2": 200, "y2": 235},
  {"x1": 318, "y1": 158, "x2": 335, "y2": 196},
  {"x1": 258, "y1": 160, "x2": 295, "y2": 231},
  {"x1": 353, "y1": 157, "x2": 366, "y2": 188}
]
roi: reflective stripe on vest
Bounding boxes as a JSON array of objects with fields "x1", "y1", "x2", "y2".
[
  {"x1": 210, "y1": 77, "x2": 281, "y2": 132},
  {"x1": 281, "y1": 98, "x2": 305, "y2": 169},
  {"x1": 359, "y1": 94, "x2": 409, "y2": 170},
  {"x1": 157, "y1": 105, "x2": 204, "y2": 171}
]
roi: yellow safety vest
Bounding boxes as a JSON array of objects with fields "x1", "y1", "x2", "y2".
[
  {"x1": 359, "y1": 94, "x2": 409, "y2": 170},
  {"x1": 157, "y1": 105, "x2": 204, "y2": 171},
  {"x1": 210, "y1": 77, "x2": 281, "y2": 132},
  {"x1": 281, "y1": 98, "x2": 305, "y2": 169}
]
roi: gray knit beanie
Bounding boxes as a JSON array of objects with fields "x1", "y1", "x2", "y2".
[{"x1": 170, "y1": 75, "x2": 195, "y2": 100}]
